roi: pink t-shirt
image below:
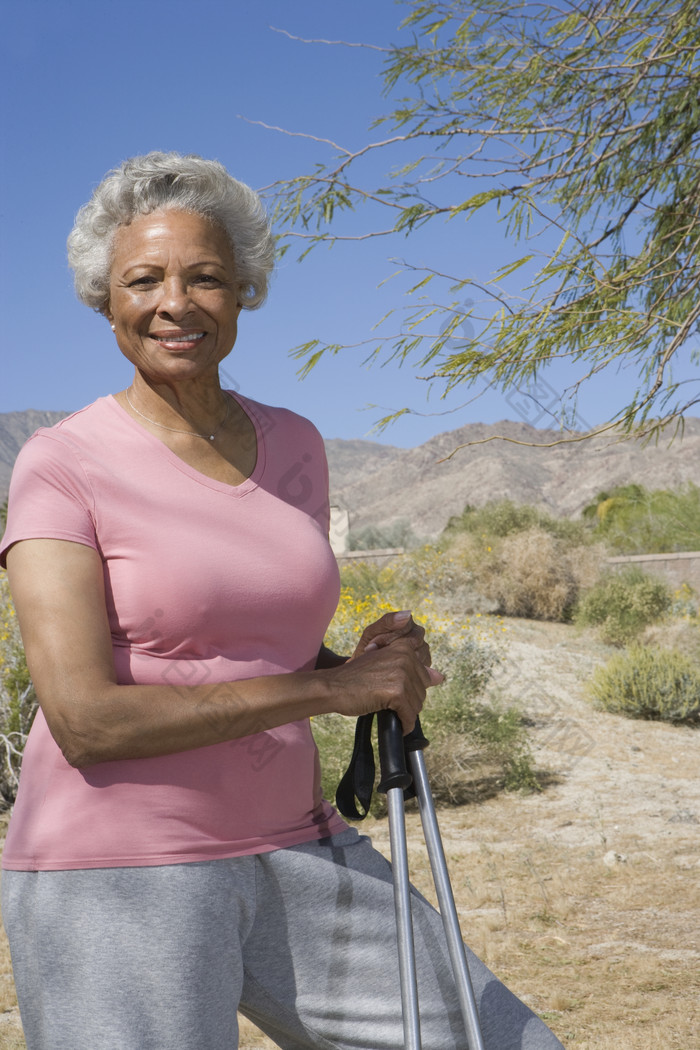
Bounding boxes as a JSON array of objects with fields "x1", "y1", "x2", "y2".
[{"x1": 0, "y1": 393, "x2": 347, "y2": 870}]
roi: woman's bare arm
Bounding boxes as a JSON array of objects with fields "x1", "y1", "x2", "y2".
[{"x1": 7, "y1": 539, "x2": 441, "y2": 768}]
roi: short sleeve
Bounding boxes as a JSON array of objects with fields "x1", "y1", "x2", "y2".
[{"x1": 0, "y1": 431, "x2": 98, "y2": 568}]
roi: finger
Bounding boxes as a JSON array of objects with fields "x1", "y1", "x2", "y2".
[
  {"x1": 395, "y1": 707, "x2": 421, "y2": 735},
  {"x1": 405, "y1": 623, "x2": 426, "y2": 648},
  {"x1": 367, "y1": 634, "x2": 438, "y2": 684},
  {"x1": 411, "y1": 656, "x2": 444, "y2": 689},
  {"x1": 415, "y1": 642, "x2": 432, "y2": 667},
  {"x1": 395, "y1": 667, "x2": 443, "y2": 731},
  {"x1": 363, "y1": 618, "x2": 421, "y2": 655},
  {"x1": 427, "y1": 665, "x2": 445, "y2": 686},
  {"x1": 360, "y1": 611, "x2": 413, "y2": 652}
]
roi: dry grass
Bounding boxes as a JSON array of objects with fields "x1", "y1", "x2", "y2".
[
  {"x1": 488, "y1": 528, "x2": 579, "y2": 621},
  {"x1": 1, "y1": 618, "x2": 698, "y2": 1049}
]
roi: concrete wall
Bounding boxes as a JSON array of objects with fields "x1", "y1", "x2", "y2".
[
  {"x1": 335, "y1": 548, "x2": 405, "y2": 569},
  {"x1": 334, "y1": 546, "x2": 700, "y2": 594},
  {"x1": 606, "y1": 551, "x2": 700, "y2": 593}
]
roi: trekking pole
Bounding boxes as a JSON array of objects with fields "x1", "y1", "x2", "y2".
[
  {"x1": 376, "y1": 709, "x2": 422, "y2": 1050},
  {"x1": 377, "y1": 711, "x2": 486, "y2": 1050},
  {"x1": 405, "y1": 739, "x2": 486, "y2": 1050}
]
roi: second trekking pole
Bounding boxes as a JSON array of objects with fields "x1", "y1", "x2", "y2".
[{"x1": 376, "y1": 710, "x2": 486, "y2": 1050}]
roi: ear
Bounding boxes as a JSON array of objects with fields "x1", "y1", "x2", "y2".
[{"x1": 102, "y1": 306, "x2": 115, "y2": 330}]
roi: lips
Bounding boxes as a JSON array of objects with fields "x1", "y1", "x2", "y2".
[{"x1": 149, "y1": 330, "x2": 206, "y2": 350}]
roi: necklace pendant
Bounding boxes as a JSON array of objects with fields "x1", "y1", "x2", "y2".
[{"x1": 209, "y1": 434, "x2": 215, "y2": 441}]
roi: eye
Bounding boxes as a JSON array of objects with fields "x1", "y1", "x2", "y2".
[
  {"x1": 193, "y1": 273, "x2": 220, "y2": 285},
  {"x1": 128, "y1": 275, "x2": 158, "y2": 288}
]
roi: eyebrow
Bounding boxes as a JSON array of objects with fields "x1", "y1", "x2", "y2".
[{"x1": 118, "y1": 259, "x2": 232, "y2": 277}]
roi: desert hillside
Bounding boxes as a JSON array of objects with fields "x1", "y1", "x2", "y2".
[
  {"x1": 2, "y1": 410, "x2": 699, "y2": 538},
  {"x1": 325, "y1": 418, "x2": 700, "y2": 537}
]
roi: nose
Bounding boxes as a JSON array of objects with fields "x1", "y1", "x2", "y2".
[{"x1": 157, "y1": 277, "x2": 194, "y2": 320}]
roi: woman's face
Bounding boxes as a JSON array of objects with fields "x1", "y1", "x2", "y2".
[{"x1": 104, "y1": 209, "x2": 242, "y2": 384}]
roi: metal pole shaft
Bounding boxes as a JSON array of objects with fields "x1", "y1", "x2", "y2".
[
  {"x1": 408, "y1": 749, "x2": 486, "y2": 1050},
  {"x1": 386, "y1": 785, "x2": 422, "y2": 1050}
]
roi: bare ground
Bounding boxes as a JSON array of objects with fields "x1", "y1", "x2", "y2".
[{"x1": 1, "y1": 618, "x2": 698, "y2": 1049}]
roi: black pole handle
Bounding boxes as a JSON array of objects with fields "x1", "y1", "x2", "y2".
[
  {"x1": 335, "y1": 713, "x2": 431, "y2": 818},
  {"x1": 404, "y1": 716, "x2": 429, "y2": 754},
  {"x1": 377, "y1": 711, "x2": 414, "y2": 795}
]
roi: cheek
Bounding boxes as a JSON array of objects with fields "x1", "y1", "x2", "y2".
[{"x1": 112, "y1": 293, "x2": 152, "y2": 328}]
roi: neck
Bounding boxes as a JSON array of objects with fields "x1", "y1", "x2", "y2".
[{"x1": 129, "y1": 372, "x2": 229, "y2": 432}]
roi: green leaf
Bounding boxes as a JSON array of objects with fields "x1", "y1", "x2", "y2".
[{"x1": 493, "y1": 255, "x2": 536, "y2": 280}]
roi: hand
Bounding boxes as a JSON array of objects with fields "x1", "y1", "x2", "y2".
[
  {"x1": 352, "y1": 609, "x2": 432, "y2": 668},
  {"x1": 328, "y1": 612, "x2": 444, "y2": 733}
]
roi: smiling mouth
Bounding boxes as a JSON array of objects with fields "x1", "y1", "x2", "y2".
[{"x1": 149, "y1": 331, "x2": 207, "y2": 347}]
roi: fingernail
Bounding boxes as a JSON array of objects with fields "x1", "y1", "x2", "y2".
[
  {"x1": 365, "y1": 641, "x2": 378, "y2": 651},
  {"x1": 393, "y1": 610, "x2": 411, "y2": 624}
]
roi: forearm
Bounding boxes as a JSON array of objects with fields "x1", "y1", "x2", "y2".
[
  {"x1": 52, "y1": 668, "x2": 339, "y2": 768},
  {"x1": 50, "y1": 629, "x2": 437, "y2": 768}
]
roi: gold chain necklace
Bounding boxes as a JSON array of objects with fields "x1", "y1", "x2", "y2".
[{"x1": 124, "y1": 388, "x2": 231, "y2": 442}]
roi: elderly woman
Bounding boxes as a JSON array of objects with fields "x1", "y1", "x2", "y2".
[{"x1": 0, "y1": 152, "x2": 563, "y2": 1050}]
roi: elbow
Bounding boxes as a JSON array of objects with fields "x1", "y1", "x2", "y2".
[
  {"x1": 60, "y1": 740, "x2": 99, "y2": 769},
  {"x1": 56, "y1": 717, "x2": 124, "y2": 768},
  {"x1": 41, "y1": 693, "x2": 117, "y2": 769},
  {"x1": 54, "y1": 724, "x2": 104, "y2": 769}
]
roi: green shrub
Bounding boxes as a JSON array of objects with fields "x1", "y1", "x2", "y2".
[
  {"x1": 574, "y1": 567, "x2": 671, "y2": 645},
  {"x1": 588, "y1": 644, "x2": 700, "y2": 723},
  {"x1": 583, "y1": 482, "x2": 700, "y2": 554},
  {"x1": 444, "y1": 499, "x2": 589, "y2": 545},
  {"x1": 670, "y1": 583, "x2": 699, "y2": 620},
  {"x1": 421, "y1": 677, "x2": 540, "y2": 800}
]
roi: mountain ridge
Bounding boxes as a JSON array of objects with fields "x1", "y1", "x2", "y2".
[
  {"x1": 2, "y1": 409, "x2": 699, "y2": 538},
  {"x1": 325, "y1": 417, "x2": 700, "y2": 537}
]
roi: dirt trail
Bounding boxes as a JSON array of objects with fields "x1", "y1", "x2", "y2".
[{"x1": 1, "y1": 619, "x2": 699, "y2": 1049}]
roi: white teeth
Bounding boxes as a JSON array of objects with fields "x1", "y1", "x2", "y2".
[{"x1": 155, "y1": 332, "x2": 205, "y2": 342}]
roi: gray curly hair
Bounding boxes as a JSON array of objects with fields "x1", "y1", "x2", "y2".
[{"x1": 67, "y1": 151, "x2": 275, "y2": 312}]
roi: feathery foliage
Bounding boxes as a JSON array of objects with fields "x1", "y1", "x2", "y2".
[{"x1": 270, "y1": 1, "x2": 700, "y2": 439}]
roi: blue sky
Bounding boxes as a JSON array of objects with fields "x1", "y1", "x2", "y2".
[{"x1": 2, "y1": 1, "x2": 695, "y2": 447}]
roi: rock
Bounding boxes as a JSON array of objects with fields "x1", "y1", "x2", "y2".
[{"x1": 603, "y1": 850, "x2": 628, "y2": 867}]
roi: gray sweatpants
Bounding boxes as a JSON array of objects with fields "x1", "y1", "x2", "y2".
[{"x1": 2, "y1": 829, "x2": 564, "y2": 1050}]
